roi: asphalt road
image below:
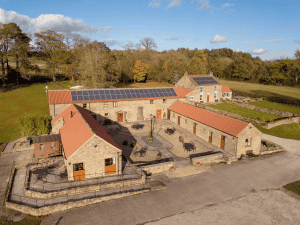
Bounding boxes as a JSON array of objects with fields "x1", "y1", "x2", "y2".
[{"x1": 42, "y1": 150, "x2": 300, "y2": 225}]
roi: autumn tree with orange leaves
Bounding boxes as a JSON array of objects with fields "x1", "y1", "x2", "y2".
[{"x1": 132, "y1": 60, "x2": 147, "y2": 82}]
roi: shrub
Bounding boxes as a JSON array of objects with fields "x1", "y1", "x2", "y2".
[
  {"x1": 123, "y1": 140, "x2": 128, "y2": 145},
  {"x1": 19, "y1": 115, "x2": 51, "y2": 137}
]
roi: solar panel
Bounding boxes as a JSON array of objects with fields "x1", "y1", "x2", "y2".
[
  {"x1": 93, "y1": 90, "x2": 99, "y2": 95},
  {"x1": 87, "y1": 91, "x2": 93, "y2": 95},
  {"x1": 77, "y1": 96, "x2": 84, "y2": 101},
  {"x1": 72, "y1": 95, "x2": 77, "y2": 101},
  {"x1": 94, "y1": 95, "x2": 100, "y2": 100},
  {"x1": 89, "y1": 95, "x2": 95, "y2": 100},
  {"x1": 81, "y1": 91, "x2": 88, "y2": 96},
  {"x1": 117, "y1": 94, "x2": 122, "y2": 99}
]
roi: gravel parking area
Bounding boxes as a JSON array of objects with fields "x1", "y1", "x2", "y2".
[{"x1": 157, "y1": 129, "x2": 212, "y2": 158}]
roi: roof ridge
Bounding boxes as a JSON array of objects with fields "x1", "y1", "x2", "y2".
[{"x1": 73, "y1": 104, "x2": 96, "y2": 136}]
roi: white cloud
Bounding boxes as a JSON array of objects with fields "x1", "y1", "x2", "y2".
[
  {"x1": 149, "y1": 0, "x2": 162, "y2": 8},
  {"x1": 222, "y1": 3, "x2": 235, "y2": 8},
  {"x1": 0, "y1": 8, "x2": 114, "y2": 35},
  {"x1": 166, "y1": 37, "x2": 179, "y2": 40},
  {"x1": 104, "y1": 39, "x2": 119, "y2": 46},
  {"x1": 167, "y1": 0, "x2": 183, "y2": 8},
  {"x1": 210, "y1": 35, "x2": 228, "y2": 43},
  {"x1": 192, "y1": 0, "x2": 212, "y2": 10},
  {"x1": 235, "y1": 49, "x2": 247, "y2": 53},
  {"x1": 249, "y1": 48, "x2": 268, "y2": 55},
  {"x1": 293, "y1": 40, "x2": 300, "y2": 43}
]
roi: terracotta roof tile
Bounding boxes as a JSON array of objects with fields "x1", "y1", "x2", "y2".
[
  {"x1": 222, "y1": 85, "x2": 232, "y2": 93},
  {"x1": 168, "y1": 101, "x2": 248, "y2": 137},
  {"x1": 48, "y1": 87, "x2": 193, "y2": 105},
  {"x1": 52, "y1": 104, "x2": 121, "y2": 159}
]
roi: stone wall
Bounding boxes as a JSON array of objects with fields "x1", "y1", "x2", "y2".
[
  {"x1": 261, "y1": 148, "x2": 286, "y2": 155},
  {"x1": 6, "y1": 188, "x2": 150, "y2": 216},
  {"x1": 231, "y1": 101, "x2": 299, "y2": 117},
  {"x1": 186, "y1": 85, "x2": 223, "y2": 104},
  {"x1": 263, "y1": 117, "x2": 300, "y2": 129},
  {"x1": 25, "y1": 176, "x2": 145, "y2": 199},
  {"x1": 191, "y1": 153, "x2": 226, "y2": 165},
  {"x1": 139, "y1": 161, "x2": 175, "y2": 174}
]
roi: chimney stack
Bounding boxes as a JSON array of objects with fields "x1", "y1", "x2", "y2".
[{"x1": 70, "y1": 111, "x2": 73, "y2": 118}]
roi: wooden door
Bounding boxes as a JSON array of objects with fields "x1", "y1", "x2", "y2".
[
  {"x1": 167, "y1": 110, "x2": 170, "y2": 119},
  {"x1": 178, "y1": 116, "x2": 180, "y2": 125},
  {"x1": 156, "y1": 109, "x2": 161, "y2": 119},
  {"x1": 220, "y1": 135, "x2": 225, "y2": 149},
  {"x1": 105, "y1": 158, "x2": 116, "y2": 175},
  {"x1": 207, "y1": 94, "x2": 209, "y2": 102},
  {"x1": 74, "y1": 163, "x2": 85, "y2": 180},
  {"x1": 209, "y1": 132, "x2": 212, "y2": 143},
  {"x1": 193, "y1": 123, "x2": 196, "y2": 134},
  {"x1": 118, "y1": 113, "x2": 123, "y2": 122}
]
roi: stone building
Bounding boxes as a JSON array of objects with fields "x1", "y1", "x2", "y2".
[
  {"x1": 168, "y1": 101, "x2": 262, "y2": 158},
  {"x1": 222, "y1": 85, "x2": 232, "y2": 100},
  {"x1": 28, "y1": 134, "x2": 62, "y2": 158},
  {"x1": 48, "y1": 87, "x2": 194, "y2": 124},
  {"x1": 51, "y1": 104, "x2": 122, "y2": 181},
  {"x1": 175, "y1": 71, "x2": 232, "y2": 103}
]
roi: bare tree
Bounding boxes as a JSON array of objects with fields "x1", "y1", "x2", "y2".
[
  {"x1": 139, "y1": 37, "x2": 157, "y2": 50},
  {"x1": 121, "y1": 41, "x2": 135, "y2": 50}
]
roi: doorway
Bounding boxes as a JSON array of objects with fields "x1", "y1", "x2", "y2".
[
  {"x1": 207, "y1": 94, "x2": 209, "y2": 102},
  {"x1": 73, "y1": 163, "x2": 85, "y2": 180},
  {"x1": 118, "y1": 113, "x2": 123, "y2": 122},
  {"x1": 220, "y1": 135, "x2": 225, "y2": 149},
  {"x1": 105, "y1": 158, "x2": 116, "y2": 175},
  {"x1": 178, "y1": 116, "x2": 180, "y2": 125},
  {"x1": 156, "y1": 109, "x2": 161, "y2": 119},
  {"x1": 209, "y1": 131, "x2": 212, "y2": 143},
  {"x1": 193, "y1": 123, "x2": 196, "y2": 134}
]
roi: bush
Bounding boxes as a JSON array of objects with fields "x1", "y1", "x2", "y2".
[
  {"x1": 130, "y1": 141, "x2": 135, "y2": 148},
  {"x1": 19, "y1": 115, "x2": 52, "y2": 137},
  {"x1": 123, "y1": 140, "x2": 128, "y2": 145}
]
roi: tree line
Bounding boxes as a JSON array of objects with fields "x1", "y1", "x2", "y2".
[{"x1": 1, "y1": 22, "x2": 300, "y2": 87}]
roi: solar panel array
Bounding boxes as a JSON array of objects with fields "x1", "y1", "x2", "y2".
[
  {"x1": 193, "y1": 77, "x2": 218, "y2": 85},
  {"x1": 71, "y1": 88, "x2": 177, "y2": 101}
]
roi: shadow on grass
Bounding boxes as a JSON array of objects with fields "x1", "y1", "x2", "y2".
[{"x1": 233, "y1": 89, "x2": 300, "y2": 107}]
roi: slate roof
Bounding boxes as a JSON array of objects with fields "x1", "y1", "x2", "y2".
[
  {"x1": 52, "y1": 104, "x2": 121, "y2": 159},
  {"x1": 222, "y1": 85, "x2": 232, "y2": 93},
  {"x1": 28, "y1": 134, "x2": 61, "y2": 144},
  {"x1": 48, "y1": 87, "x2": 194, "y2": 105},
  {"x1": 168, "y1": 101, "x2": 249, "y2": 137},
  {"x1": 187, "y1": 75, "x2": 220, "y2": 86}
]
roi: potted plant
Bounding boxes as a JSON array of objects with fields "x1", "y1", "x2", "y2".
[
  {"x1": 196, "y1": 162, "x2": 200, "y2": 166},
  {"x1": 148, "y1": 132, "x2": 153, "y2": 142},
  {"x1": 170, "y1": 166, "x2": 174, "y2": 171},
  {"x1": 163, "y1": 112, "x2": 166, "y2": 119},
  {"x1": 179, "y1": 136, "x2": 184, "y2": 143}
]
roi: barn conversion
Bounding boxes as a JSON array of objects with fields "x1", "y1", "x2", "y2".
[
  {"x1": 51, "y1": 104, "x2": 122, "y2": 181},
  {"x1": 168, "y1": 101, "x2": 262, "y2": 158}
]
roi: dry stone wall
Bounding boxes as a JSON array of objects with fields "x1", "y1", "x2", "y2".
[
  {"x1": 263, "y1": 117, "x2": 300, "y2": 129},
  {"x1": 191, "y1": 153, "x2": 226, "y2": 165},
  {"x1": 139, "y1": 162, "x2": 175, "y2": 174}
]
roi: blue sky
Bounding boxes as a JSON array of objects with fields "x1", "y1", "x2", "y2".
[{"x1": 1, "y1": 0, "x2": 300, "y2": 60}]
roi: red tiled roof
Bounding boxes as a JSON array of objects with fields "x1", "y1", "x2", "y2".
[
  {"x1": 168, "y1": 101, "x2": 248, "y2": 137},
  {"x1": 222, "y1": 85, "x2": 232, "y2": 93},
  {"x1": 48, "y1": 87, "x2": 193, "y2": 105},
  {"x1": 52, "y1": 104, "x2": 121, "y2": 159}
]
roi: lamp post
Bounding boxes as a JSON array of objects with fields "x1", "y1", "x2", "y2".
[{"x1": 150, "y1": 114, "x2": 153, "y2": 138}]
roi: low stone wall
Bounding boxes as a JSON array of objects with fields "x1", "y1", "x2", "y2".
[
  {"x1": 231, "y1": 101, "x2": 299, "y2": 117},
  {"x1": 191, "y1": 153, "x2": 226, "y2": 166},
  {"x1": 6, "y1": 188, "x2": 150, "y2": 216},
  {"x1": 139, "y1": 162, "x2": 175, "y2": 174},
  {"x1": 263, "y1": 117, "x2": 300, "y2": 129},
  {"x1": 25, "y1": 176, "x2": 145, "y2": 199},
  {"x1": 261, "y1": 148, "x2": 286, "y2": 155}
]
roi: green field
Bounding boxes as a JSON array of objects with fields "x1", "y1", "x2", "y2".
[
  {"x1": 208, "y1": 103, "x2": 282, "y2": 122},
  {"x1": 250, "y1": 100, "x2": 300, "y2": 115},
  {"x1": 220, "y1": 80, "x2": 300, "y2": 106},
  {"x1": 255, "y1": 123, "x2": 300, "y2": 140},
  {"x1": 53, "y1": 80, "x2": 76, "y2": 89},
  {"x1": 283, "y1": 179, "x2": 300, "y2": 195},
  {"x1": 0, "y1": 83, "x2": 58, "y2": 143}
]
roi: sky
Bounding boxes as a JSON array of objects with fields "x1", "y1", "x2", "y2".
[{"x1": 1, "y1": 0, "x2": 300, "y2": 61}]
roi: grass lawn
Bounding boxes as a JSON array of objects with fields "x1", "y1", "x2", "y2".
[
  {"x1": 208, "y1": 103, "x2": 282, "y2": 122},
  {"x1": 54, "y1": 80, "x2": 77, "y2": 89},
  {"x1": 0, "y1": 83, "x2": 58, "y2": 144},
  {"x1": 283, "y1": 179, "x2": 300, "y2": 195},
  {"x1": 250, "y1": 100, "x2": 300, "y2": 115},
  {"x1": 254, "y1": 123, "x2": 300, "y2": 140},
  {"x1": 0, "y1": 215, "x2": 46, "y2": 224},
  {"x1": 130, "y1": 82, "x2": 174, "y2": 88},
  {"x1": 220, "y1": 80, "x2": 300, "y2": 106}
]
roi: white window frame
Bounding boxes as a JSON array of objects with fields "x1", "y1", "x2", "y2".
[
  {"x1": 215, "y1": 85, "x2": 218, "y2": 91},
  {"x1": 51, "y1": 142, "x2": 56, "y2": 150},
  {"x1": 105, "y1": 113, "x2": 109, "y2": 118},
  {"x1": 222, "y1": 93, "x2": 225, "y2": 97},
  {"x1": 200, "y1": 86, "x2": 203, "y2": 93},
  {"x1": 214, "y1": 93, "x2": 217, "y2": 99},
  {"x1": 113, "y1": 102, "x2": 118, "y2": 107},
  {"x1": 39, "y1": 144, "x2": 45, "y2": 150},
  {"x1": 200, "y1": 95, "x2": 203, "y2": 101},
  {"x1": 104, "y1": 102, "x2": 108, "y2": 107},
  {"x1": 227, "y1": 93, "x2": 230, "y2": 97},
  {"x1": 190, "y1": 96, "x2": 194, "y2": 101},
  {"x1": 245, "y1": 138, "x2": 251, "y2": 147}
]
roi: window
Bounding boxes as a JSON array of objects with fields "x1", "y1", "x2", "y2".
[
  {"x1": 214, "y1": 93, "x2": 217, "y2": 99},
  {"x1": 105, "y1": 113, "x2": 109, "y2": 117},
  {"x1": 200, "y1": 86, "x2": 203, "y2": 93},
  {"x1": 222, "y1": 93, "x2": 225, "y2": 97},
  {"x1": 173, "y1": 113, "x2": 175, "y2": 118},
  {"x1": 200, "y1": 95, "x2": 203, "y2": 101},
  {"x1": 163, "y1": 99, "x2": 166, "y2": 103},
  {"x1": 39, "y1": 144, "x2": 45, "y2": 150},
  {"x1": 150, "y1": 100, "x2": 153, "y2": 104},
  {"x1": 51, "y1": 142, "x2": 56, "y2": 149},
  {"x1": 227, "y1": 93, "x2": 230, "y2": 97},
  {"x1": 104, "y1": 102, "x2": 108, "y2": 107},
  {"x1": 105, "y1": 158, "x2": 116, "y2": 166},
  {"x1": 83, "y1": 103, "x2": 87, "y2": 109},
  {"x1": 215, "y1": 85, "x2": 218, "y2": 91},
  {"x1": 245, "y1": 138, "x2": 251, "y2": 147},
  {"x1": 74, "y1": 163, "x2": 84, "y2": 171},
  {"x1": 113, "y1": 101, "x2": 118, "y2": 107},
  {"x1": 185, "y1": 119, "x2": 187, "y2": 124},
  {"x1": 190, "y1": 96, "x2": 194, "y2": 101}
]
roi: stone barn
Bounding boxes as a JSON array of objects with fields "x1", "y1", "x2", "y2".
[
  {"x1": 168, "y1": 101, "x2": 262, "y2": 158},
  {"x1": 51, "y1": 104, "x2": 122, "y2": 181}
]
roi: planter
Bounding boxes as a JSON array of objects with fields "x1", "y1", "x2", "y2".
[
  {"x1": 196, "y1": 162, "x2": 200, "y2": 166},
  {"x1": 170, "y1": 167, "x2": 174, "y2": 171}
]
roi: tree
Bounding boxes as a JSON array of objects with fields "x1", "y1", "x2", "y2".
[
  {"x1": 139, "y1": 38, "x2": 157, "y2": 51},
  {"x1": 132, "y1": 60, "x2": 147, "y2": 82},
  {"x1": 173, "y1": 71, "x2": 180, "y2": 85},
  {"x1": 121, "y1": 41, "x2": 135, "y2": 50},
  {"x1": 34, "y1": 30, "x2": 67, "y2": 82}
]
